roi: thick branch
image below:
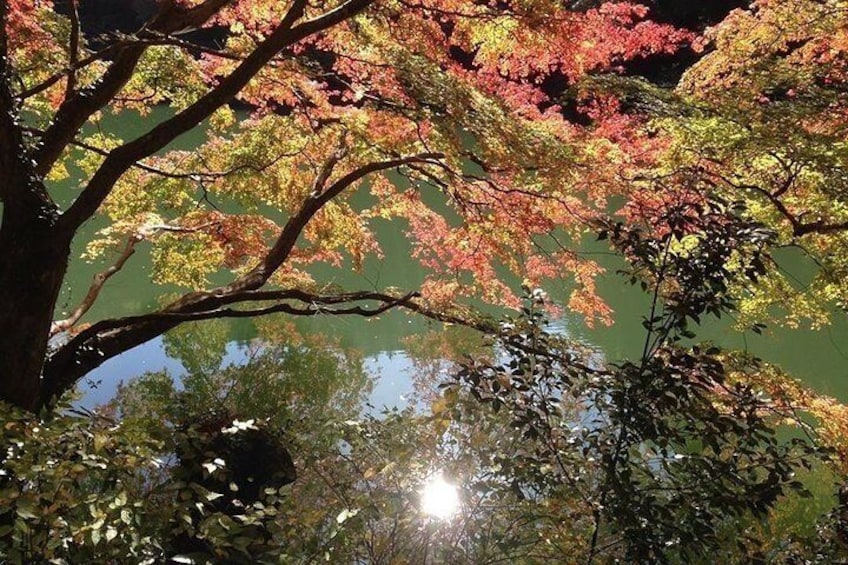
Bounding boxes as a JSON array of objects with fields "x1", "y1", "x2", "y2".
[
  {"x1": 63, "y1": 290, "x2": 424, "y2": 343},
  {"x1": 48, "y1": 219, "x2": 224, "y2": 340},
  {"x1": 42, "y1": 289, "x2": 429, "y2": 404},
  {"x1": 59, "y1": 0, "x2": 379, "y2": 232}
]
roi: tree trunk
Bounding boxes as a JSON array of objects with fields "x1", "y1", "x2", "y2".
[{"x1": 0, "y1": 204, "x2": 70, "y2": 412}]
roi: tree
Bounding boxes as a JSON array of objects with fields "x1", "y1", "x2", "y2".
[
  {"x1": 595, "y1": 0, "x2": 848, "y2": 327},
  {"x1": 442, "y1": 200, "x2": 842, "y2": 562},
  {"x1": 0, "y1": 0, "x2": 693, "y2": 411}
]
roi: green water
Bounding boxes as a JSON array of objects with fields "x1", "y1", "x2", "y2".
[
  {"x1": 572, "y1": 243, "x2": 848, "y2": 400},
  {"x1": 51, "y1": 110, "x2": 848, "y2": 406}
]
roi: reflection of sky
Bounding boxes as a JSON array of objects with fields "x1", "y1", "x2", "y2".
[
  {"x1": 78, "y1": 338, "x2": 419, "y2": 413},
  {"x1": 365, "y1": 352, "x2": 416, "y2": 412},
  {"x1": 78, "y1": 338, "x2": 180, "y2": 409}
]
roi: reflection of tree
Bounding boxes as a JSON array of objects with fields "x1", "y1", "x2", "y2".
[
  {"x1": 114, "y1": 333, "x2": 372, "y2": 451},
  {"x1": 263, "y1": 405, "x2": 580, "y2": 564},
  {"x1": 162, "y1": 319, "x2": 232, "y2": 377},
  {"x1": 103, "y1": 335, "x2": 376, "y2": 561},
  {"x1": 109, "y1": 331, "x2": 573, "y2": 562}
]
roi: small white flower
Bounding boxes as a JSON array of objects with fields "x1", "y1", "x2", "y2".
[
  {"x1": 202, "y1": 458, "x2": 226, "y2": 474},
  {"x1": 221, "y1": 419, "x2": 258, "y2": 435},
  {"x1": 531, "y1": 288, "x2": 548, "y2": 302}
]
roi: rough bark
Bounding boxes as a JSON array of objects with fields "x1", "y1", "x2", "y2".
[
  {"x1": 0, "y1": 212, "x2": 70, "y2": 411},
  {"x1": 0, "y1": 15, "x2": 70, "y2": 410}
]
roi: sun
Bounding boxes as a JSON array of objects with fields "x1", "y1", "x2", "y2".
[{"x1": 420, "y1": 473, "x2": 460, "y2": 519}]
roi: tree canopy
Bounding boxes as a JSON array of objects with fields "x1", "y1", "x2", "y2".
[
  {"x1": 2, "y1": 0, "x2": 848, "y2": 561},
  {"x1": 0, "y1": 0, "x2": 701, "y2": 410}
]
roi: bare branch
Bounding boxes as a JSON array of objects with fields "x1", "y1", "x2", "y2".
[
  {"x1": 48, "y1": 220, "x2": 225, "y2": 338},
  {"x1": 311, "y1": 142, "x2": 349, "y2": 196},
  {"x1": 64, "y1": 0, "x2": 80, "y2": 100},
  {"x1": 49, "y1": 234, "x2": 141, "y2": 337}
]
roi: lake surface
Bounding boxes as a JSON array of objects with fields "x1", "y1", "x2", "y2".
[{"x1": 53, "y1": 111, "x2": 848, "y2": 409}]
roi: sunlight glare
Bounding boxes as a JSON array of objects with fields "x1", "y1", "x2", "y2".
[{"x1": 420, "y1": 473, "x2": 460, "y2": 519}]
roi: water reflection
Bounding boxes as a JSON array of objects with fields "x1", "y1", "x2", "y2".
[{"x1": 61, "y1": 114, "x2": 848, "y2": 409}]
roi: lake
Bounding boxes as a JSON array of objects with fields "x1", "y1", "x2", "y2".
[{"x1": 53, "y1": 110, "x2": 848, "y2": 409}]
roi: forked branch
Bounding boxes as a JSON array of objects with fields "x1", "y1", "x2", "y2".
[
  {"x1": 34, "y1": 0, "x2": 238, "y2": 177},
  {"x1": 42, "y1": 150, "x2": 443, "y2": 405}
]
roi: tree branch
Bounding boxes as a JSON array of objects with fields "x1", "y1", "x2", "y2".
[
  {"x1": 227, "y1": 152, "x2": 444, "y2": 292},
  {"x1": 64, "y1": 0, "x2": 81, "y2": 100},
  {"x1": 59, "y1": 0, "x2": 379, "y2": 232},
  {"x1": 18, "y1": 41, "x2": 123, "y2": 100},
  {"x1": 48, "y1": 220, "x2": 224, "y2": 338},
  {"x1": 49, "y1": 233, "x2": 142, "y2": 337},
  {"x1": 34, "y1": 0, "x2": 236, "y2": 177},
  {"x1": 42, "y1": 149, "x2": 442, "y2": 404},
  {"x1": 42, "y1": 288, "x2": 430, "y2": 404},
  {"x1": 58, "y1": 131, "x2": 305, "y2": 182},
  {"x1": 18, "y1": 30, "x2": 266, "y2": 101},
  {"x1": 703, "y1": 170, "x2": 848, "y2": 237}
]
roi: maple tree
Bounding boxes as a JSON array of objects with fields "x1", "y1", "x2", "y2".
[
  {"x1": 3, "y1": 0, "x2": 848, "y2": 559},
  {"x1": 610, "y1": 0, "x2": 848, "y2": 327},
  {"x1": 0, "y1": 0, "x2": 692, "y2": 410}
]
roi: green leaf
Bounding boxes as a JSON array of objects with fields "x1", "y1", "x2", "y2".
[{"x1": 16, "y1": 500, "x2": 38, "y2": 520}]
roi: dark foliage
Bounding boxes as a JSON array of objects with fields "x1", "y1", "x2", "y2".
[{"x1": 445, "y1": 199, "x2": 829, "y2": 561}]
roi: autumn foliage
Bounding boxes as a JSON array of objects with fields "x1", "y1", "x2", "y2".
[
  {"x1": 2, "y1": 0, "x2": 848, "y2": 561},
  {"x1": 0, "y1": 0, "x2": 845, "y2": 462},
  {"x1": 0, "y1": 0, "x2": 701, "y2": 408}
]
